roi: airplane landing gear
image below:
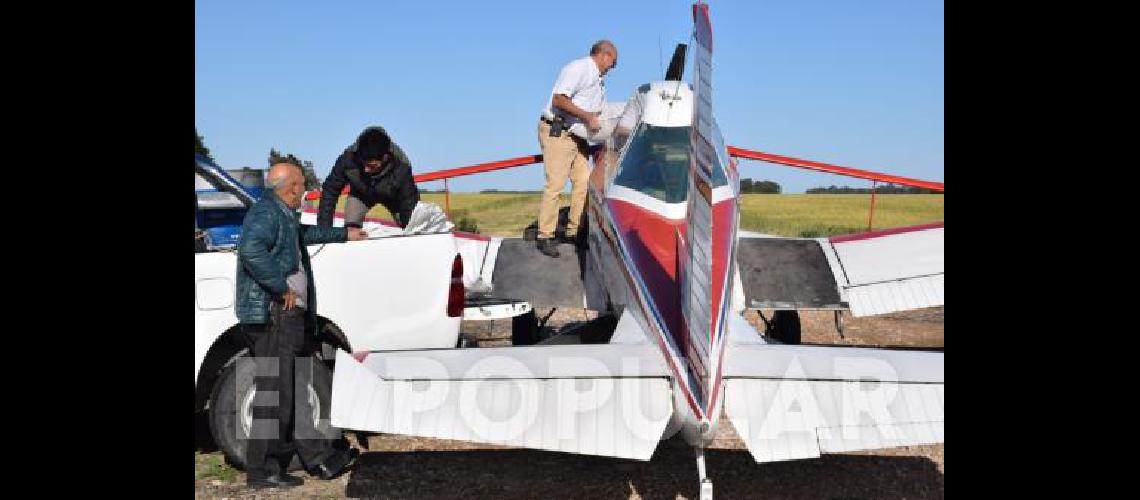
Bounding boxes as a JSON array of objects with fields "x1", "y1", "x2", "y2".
[{"x1": 695, "y1": 447, "x2": 713, "y2": 500}]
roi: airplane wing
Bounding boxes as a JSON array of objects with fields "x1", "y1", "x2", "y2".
[
  {"x1": 468, "y1": 211, "x2": 949, "y2": 322},
  {"x1": 487, "y1": 237, "x2": 591, "y2": 309},
  {"x1": 735, "y1": 222, "x2": 943, "y2": 317},
  {"x1": 723, "y1": 314, "x2": 943, "y2": 463},
  {"x1": 329, "y1": 341, "x2": 673, "y2": 460}
]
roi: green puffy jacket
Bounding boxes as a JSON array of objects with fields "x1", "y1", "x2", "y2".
[{"x1": 235, "y1": 192, "x2": 347, "y2": 327}]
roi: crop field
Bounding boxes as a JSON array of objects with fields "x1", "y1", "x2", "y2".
[{"x1": 320, "y1": 193, "x2": 944, "y2": 237}]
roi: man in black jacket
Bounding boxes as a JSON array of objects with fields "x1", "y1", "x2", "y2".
[{"x1": 317, "y1": 126, "x2": 421, "y2": 229}]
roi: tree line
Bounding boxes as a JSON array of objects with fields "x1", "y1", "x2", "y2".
[
  {"x1": 740, "y1": 178, "x2": 781, "y2": 194},
  {"x1": 805, "y1": 184, "x2": 940, "y2": 194}
]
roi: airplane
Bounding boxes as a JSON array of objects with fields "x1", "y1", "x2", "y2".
[{"x1": 325, "y1": 4, "x2": 943, "y2": 498}]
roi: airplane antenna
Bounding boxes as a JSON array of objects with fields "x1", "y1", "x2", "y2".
[{"x1": 658, "y1": 35, "x2": 664, "y2": 78}]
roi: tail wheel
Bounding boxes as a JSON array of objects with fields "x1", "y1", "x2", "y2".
[
  {"x1": 511, "y1": 310, "x2": 540, "y2": 345},
  {"x1": 767, "y1": 310, "x2": 802, "y2": 345}
]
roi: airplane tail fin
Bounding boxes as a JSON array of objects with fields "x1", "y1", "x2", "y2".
[{"x1": 677, "y1": 2, "x2": 734, "y2": 422}]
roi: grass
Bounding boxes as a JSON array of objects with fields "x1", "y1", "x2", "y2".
[
  {"x1": 310, "y1": 193, "x2": 943, "y2": 238},
  {"x1": 195, "y1": 452, "x2": 240, "y2": 482},
  {"x1": 737, "y1": 194, "x2": 944, "y2": 237}
]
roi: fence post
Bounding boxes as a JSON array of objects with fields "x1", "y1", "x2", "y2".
[
  {"x1": 444, "y1": 178, "x2": 451, "y2": 218},
  {"x1": 867, "y1": 181, "x2": 877, "y2": 232}
]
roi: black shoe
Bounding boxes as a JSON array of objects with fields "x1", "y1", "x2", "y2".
[
  {"x1": 310, "y1": 449, "x2": 357, "y2": 480},
  {"x1": 247, "y1": 472, "x2": 304, "y2": 489},
  {"x1": 536, "y1": 238, "x2": 560, "y2": 258},
  {"x1": 556, "y1": 233, "x2": 579, "y2": 246}
]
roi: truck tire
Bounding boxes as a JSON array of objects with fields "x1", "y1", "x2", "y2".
[
  {"x1": 768, "y1": 310, "x2": 802, "y2": 345},
  {"x1": 207, "y1": 355, "x2": 339, "y2": 471}
]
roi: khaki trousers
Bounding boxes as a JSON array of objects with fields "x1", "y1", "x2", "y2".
[
  {"x1": 343, "y1": 194, "x2": 370, "y2": 229},
  {"x1": 536, "y1": 119, "x2": 590, "y2": 239}
]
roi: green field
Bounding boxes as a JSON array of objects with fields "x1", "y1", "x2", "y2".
[
  {"x1": 737, "y1": 194, "x2": 944, "y2": 237},
  {"x1": 319, "y1": 193, "x2": 943, "y2": 238}
]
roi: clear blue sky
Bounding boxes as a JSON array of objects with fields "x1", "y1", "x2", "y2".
[{"x1": 196, "y1": 0, "x2": 943, "y2": 193}]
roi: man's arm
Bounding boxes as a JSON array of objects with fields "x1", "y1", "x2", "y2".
[
  {"x1": 391, "y1": 146, "x2": 420, "y2": 227},
  {"x1": 300, "y1": 224, "x2": 348, "y2": 245},
  {"x1": 317, "y1": 156, "x2": 348, "y2": 227},
  {"x1": 238, "y1": 206, "x2": 288, "y2": 296},
  {"x1": 552, "y1": 94, "x2": 599, "y2": 129}
]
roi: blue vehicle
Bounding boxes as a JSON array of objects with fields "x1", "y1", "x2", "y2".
[{"x1": 194, "y1": 154, "x2": 264, "y2": 251}]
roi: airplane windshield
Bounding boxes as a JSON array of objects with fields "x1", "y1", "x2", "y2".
[{"x1": 613, "y1": 124, "x2": 728, "y2": 204}]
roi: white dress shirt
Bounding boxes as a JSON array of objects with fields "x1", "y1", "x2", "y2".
[{"x1": 541, "y1": 56, "x2": 606, "y2": 140}]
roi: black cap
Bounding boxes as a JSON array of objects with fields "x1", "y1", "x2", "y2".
[{"x1": 355, "y1": 127, "x2": 391, "y2": 162}]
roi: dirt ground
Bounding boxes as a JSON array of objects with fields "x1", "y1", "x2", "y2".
[{"x1": 195, "y1": 307, "x2": 943, "y2": 499}]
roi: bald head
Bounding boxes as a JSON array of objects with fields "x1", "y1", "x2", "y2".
[
  {"x1": 268, "y1": 162, "x2": 305, "y2": 208},
  {"x1": 590, "y1": 40, "x2": 615, "y2": 56},
  {"x1": 589, "y1": 39, "x2": 618, "y2": 76}
]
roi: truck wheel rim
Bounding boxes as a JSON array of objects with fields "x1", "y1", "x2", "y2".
[{"x1": 240, "y1": 384, "x2": 321, "y2": 437}]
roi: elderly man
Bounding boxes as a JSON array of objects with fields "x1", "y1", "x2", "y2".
[
  {"x1": 317, "y1": 126, "x2": 421, "y2": 229},
  {"x1": 535, "y1": 39, "x2": 618, "y2": 258},
  {"x1": 236, "y1": 162, "x2": 367, "y2": 489}
]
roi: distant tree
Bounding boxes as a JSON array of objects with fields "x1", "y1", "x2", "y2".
[
  {"x1": 738, "y1": 177, "x2": 781, "y2": 194},
  {"x1": 754, "y1": 180, "x2": 781, "y2": 194},
  {"x1": 805, "y1": 184, "x2": 938, "y2": 194},
  {"x1": 195, "y1": 127, "x2": 213, "y2": 161},
  {"x1": 300, "y1": 161, "x2": 320, "y2": 191}
]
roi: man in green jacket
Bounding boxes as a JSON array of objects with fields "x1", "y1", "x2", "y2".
[{"x1": 236, "y1": 162, "x2": 367, "y2": 489}]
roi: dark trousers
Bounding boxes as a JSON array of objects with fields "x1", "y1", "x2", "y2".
[{"x1": 243, "y1": 302, "x2": 336, "y2": 478}]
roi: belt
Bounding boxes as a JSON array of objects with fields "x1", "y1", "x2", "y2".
[{"x1": 541, "y1": 116, "x2": 591, "y2": 146}]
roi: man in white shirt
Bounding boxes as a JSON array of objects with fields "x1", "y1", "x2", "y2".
[{"x1": 535, "y1": 39, "x2": 618, "y2": 258}]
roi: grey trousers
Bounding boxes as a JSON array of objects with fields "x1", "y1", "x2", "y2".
[
  {"x1": 244, "y1": 303, "x2": 337, "y2": 478},
  {"x1": 344, "y1": 194, "x2": 370, "y2": 229}
]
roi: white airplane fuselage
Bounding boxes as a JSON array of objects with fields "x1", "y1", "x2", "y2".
[{"x1": 583, "y1": 80, "x2": 740, "y2": 446}]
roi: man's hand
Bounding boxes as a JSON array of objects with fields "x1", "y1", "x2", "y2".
[
  {"x1": 347, "y1": 227, "x2": 369, "y2": 241},
  {"x1": 586, "y1": 112, "x2": 601, "y2": 133},
  {"x1": 282, "y1": 290, "x2": 298, "y2": 310}
]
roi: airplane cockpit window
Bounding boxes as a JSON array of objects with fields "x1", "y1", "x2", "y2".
[
  {"x1": 613, "y1": 124, "x2": 727, "y2": 203},
  {"x1": 611, "y1": 93, "x2": 644, "y2": 153}
]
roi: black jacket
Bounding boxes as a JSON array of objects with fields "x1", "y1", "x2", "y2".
[{"x1": 317, "y1": 131, "x2": 420, "y2": 227}]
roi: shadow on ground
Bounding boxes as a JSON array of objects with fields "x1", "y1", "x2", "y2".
[{"x1": 344, "y1": 437, "x2": 943, "y2": 500}]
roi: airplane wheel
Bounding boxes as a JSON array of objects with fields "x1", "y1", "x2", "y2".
[{"x1": 768, "y1": 310, "x2": 801, "y2": 345}]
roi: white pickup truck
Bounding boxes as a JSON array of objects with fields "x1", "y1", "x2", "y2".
[{"x1": 193, "y1": 156, "x2": 528, "y2": 468}]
